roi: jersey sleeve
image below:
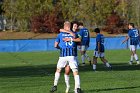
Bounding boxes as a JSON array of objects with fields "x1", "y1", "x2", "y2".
[
  {"x1": 96, "y1": 35, "x2": 101, "y2": 43},
  {"x1": 55, "y1": 34, "x2": 60, "y2": 42},
  {"x1": 78, "y1": 29, "x2": 83, "y2": 38},
  {"x1": 128, "y1": 30, "x2": 132, "y2": 37}
]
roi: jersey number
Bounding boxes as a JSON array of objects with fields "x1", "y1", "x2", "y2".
[
  {"x1": 84, "y1": 31, "x2": 89, "y2": 37},
  {"x1": 65, "y1": 37, "x2": 73, "y2": 46},
  {"x1": 134, "y1": 30, "x2": 139, "y2": 37}
]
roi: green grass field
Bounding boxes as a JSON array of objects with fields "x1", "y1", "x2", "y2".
[{"x1": 0, "y1": 50, "x2": 140, "y2": 93}]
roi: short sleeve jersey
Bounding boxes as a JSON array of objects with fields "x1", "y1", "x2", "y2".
[
  {"x1": 95, "y1": 33, "x2": 105, "y2": 52},
  {"x1": 78, "y1": 28, "x2": 90, "y2": 46},
  {"x1": 128, "y1": 28, "x2": 140, "y2": 45},
  {"x1": 55, "y1": 32, "x2": 78, "y2": 57}
]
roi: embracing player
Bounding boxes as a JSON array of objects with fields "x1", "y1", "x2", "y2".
[{"x1": 50, "y1": 21, "x2": 82, "y2": 93}]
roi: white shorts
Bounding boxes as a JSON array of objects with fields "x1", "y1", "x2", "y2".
[
  {"x1": 129, "y1": 45, "x2": 137, "y2": 51},
  {"x1": 78, "y1": 45, "x2": 89, "y2": 51},
  {"x1": 94, "y1": 51, "x2": 104, "y2": 57},
  {"x1": 57, "y1": 56, "x2": 78, "y2": 69}
]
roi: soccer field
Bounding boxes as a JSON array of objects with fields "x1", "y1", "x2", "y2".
[{"x1": 0, "y1": 50, "x2": 140, "y2": 93}]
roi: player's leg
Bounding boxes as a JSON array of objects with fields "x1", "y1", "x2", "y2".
[
  {"x1": 131, "y1": 45, "x2": 139, "y2": 64},
  {"x1": 129, "y1": 45, "x2": 134, "y2": 65},
  {"x1": 81, "y1": 45, "x2": 91, "y2": 66},
  {"x1": 99, "y1": 52, "x2": 112, "y2": 69},
  {"x1": 84, "y1": 46, "x2": 91, "y2": 65},
  {"x1": 100, "y1": 57, "x2": 112, "y2": 68},
  {"x1": 50, "y1": 57, "x2": 66, "y2": 92},
  {"x1": 68, "y1": 56, "x2": 82, "y2": 93},
  {"x1": 92, "y1": 51, "x2": 98, "y2": 71},
  {"x1": 64, "y1": 65, "x2": 70, "y2": 93},
  {"x1": 80, "y1": 46, "x2": 86, "y2": 66},
  {"x1": 75, "y1": 56, "x2": 79, "y2": 66}
]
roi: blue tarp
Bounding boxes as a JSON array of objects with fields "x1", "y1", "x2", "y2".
[{"x1": 0, "y1": 36, "x2": 139, "y2": 52}]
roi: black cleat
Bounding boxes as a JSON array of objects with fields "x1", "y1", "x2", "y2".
[
  {"x1": 89, "y1": 61, "x2": 92, "y2": 65},
  {"x1": 77, "y1": 88, "x2": 82, "y2": 93},
  {"x1": 108, "y1": 66, "x2": 112, "y2": 71},
  {"x1": 50, "y1": 86, "x2": 57, "y2": 93}
]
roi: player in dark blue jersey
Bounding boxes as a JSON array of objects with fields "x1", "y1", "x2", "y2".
[
  {"x1": 122, "y1": 23, "x2": 140, "y2": 65},
  {"x1": 92, "y1": 28, "x2": 112, "y2": 71},
  {"x1": 78, "y1": 22, "x2": 91, "y2": 66},
  {"x1": 50, "y1": 21, "x2": 82, "y2": 93}
]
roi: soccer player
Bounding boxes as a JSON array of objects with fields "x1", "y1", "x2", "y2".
[
  {"x1": 60, "y1": 21, "x2": 79, "y2": 65},
  {"x1": 92, "y1": 28, "x2": 112, "y2": 71},
  {"x1": 78, "y1": 22, "x2": 91, "y2": 66},
  {"x1": 50, "y1": 21, "x2": 82, "y2": 93},
  {"x1": 122, "y1": 23, "x2": 140, "y2": 65},
  {"x1": 59, "y1": 21, "x2": 79, "y2": 93}
]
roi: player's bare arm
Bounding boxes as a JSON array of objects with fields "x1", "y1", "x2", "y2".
[
  {"x1": 122, "y1": 36, "x2": 129, "y2": 44},
  {"x1": 54, "y1": 41, "x2": 60, "y2": 49},
  {"x1": 98, "y1": 42, "x2": 101, "y2": 54},
  {"x1": 63, "y1": 37, "x2": 81, "y2": 42},
  {"x1": 59, "y1": 29, "x2": 75, "y2": 37}
]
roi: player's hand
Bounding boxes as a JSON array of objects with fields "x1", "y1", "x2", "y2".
[
  {"x1": 122, "y1": 40, "x2": 125, "y2": 44},
  {"x1": 63, "y1": 38, "x2": 71, "y2": 42},
  {"x1": 98, "y1": 51, "x2": 101, "y2": 54},
  {"x1": 55, "y1": 45, "x2": 60, "y2": 49}
]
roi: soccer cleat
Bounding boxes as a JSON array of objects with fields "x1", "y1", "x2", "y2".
[
  {"x1": 129, "y1": 61, "x2": 133, "y2": 65},
  {"x1": 108, "y1": 66, "x2": 112, "y2": 71},
  {"x1": 77, "y1": 88, "x2": 82, "y2": 93},
  {"x1": 50, "y1": 86, "x2": 57, "y2": 93},
  {"x1": 136, "y1": 61, "x2": 140, "y2": 65},
  {"x1": 81, "y1": 63, "x2": 85, "y2": 66},
  {"x1": 89, "y1": 61, "x2": 92, "y2": 65},
  {"x1": 65, "y1": 86, "x2": 70, "y2": 93}
]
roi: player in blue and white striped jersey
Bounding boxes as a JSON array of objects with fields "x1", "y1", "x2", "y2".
[
  {"x1": 50, "y1": 21, "x2": 82, "y2": 93},
  {"x1": 122, "y1": 23, "x2": 140, "y2": 65}
]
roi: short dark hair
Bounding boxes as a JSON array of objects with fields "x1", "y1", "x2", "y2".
[
  {"x1": 78, "y1": 22, "x2": 83, "y2": 26},
  {"x1": 94, "y1": 28, "x2": 100, "y2": 33},
  {"x1": 129, "y1": 23, "x2": 135, "y2": 28}
]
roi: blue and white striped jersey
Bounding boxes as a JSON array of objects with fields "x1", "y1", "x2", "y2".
[{"x1": 55, "y1": 32, "x2": 78, "y2": 57}]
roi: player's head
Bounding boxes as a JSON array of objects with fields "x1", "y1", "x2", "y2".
[
  {"x1": 78, "y1": 22, "x2": 84, "y2": 29},
  {"x1": 128, "y1": 23, "x2": 134, "y2": 29},
  {"x1": 71, "y1": 21, "x2": 78, "y2": 32},
  {"x1": 94, "y1": 28, "x2": 100, "y2": 33},
  {"x1": 64, "y1": 21, "x2": 71, "y2": 31}
]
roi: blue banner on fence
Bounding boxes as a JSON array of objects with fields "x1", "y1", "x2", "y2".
[{"x1": 0, "y1": 36, "x2": 139, "y2": 52}]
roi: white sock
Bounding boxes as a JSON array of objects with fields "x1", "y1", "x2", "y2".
[
  {"x1": 130, "y1": 55, "x2": 134, "y2": 62},
  {"x1": 105, "y1": 62, "x2": 111, "y2": 67},
  {"x1": 85, "y1": 54, "x2": 91, "y2": 62},
  {"x1": 75, "y1": 56, "x2": 79, "y2": 65},
  {"x1": 54, "y1": 72, "x2": 60, "y2": 86},
  {"x1": 74, "y1": 75, "x2": 80, "y2": 89},
  {"x1": 134, "y1": 54, "x2": 139, "y2": 61},
  {"x1": 64, "y1": 74, "x2": 70, "y2": 88},
  {"x1": 81, "y1": 55, "x2": 85, "y2": 64},
  {"x1": 93, "y1": 64, "x2": 96, "y2": 70}
]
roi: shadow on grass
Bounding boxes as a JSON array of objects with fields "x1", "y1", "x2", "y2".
[
  {"x1": 84, "y1": 86, "x2": 140, "y2": 92},
  {"x1": 0, "y1": 64, "x2": 56, "y2": 78},
  {"x1": 78, "y1": 62, "x2": 140, "y2": 72},
  {"x1": 0, "y1": 62, "x2": 139, "y2": 77}
]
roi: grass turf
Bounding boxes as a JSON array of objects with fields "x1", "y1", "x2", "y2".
[{"x1": 0, "y1": 50, "x2": 140, "y2": 93}]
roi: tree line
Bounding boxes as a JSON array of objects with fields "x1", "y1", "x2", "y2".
[{"x1": 2, "y1": 0, "x2": 140, "y2": 33}]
